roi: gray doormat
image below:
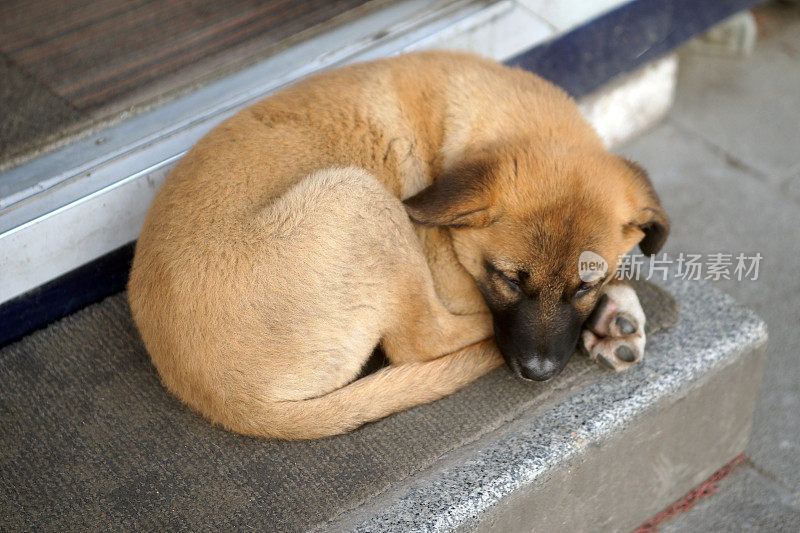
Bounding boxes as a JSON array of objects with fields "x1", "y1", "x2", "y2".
[{"x1": 0, "y1": 281, "x2": 676, "y2": 531}]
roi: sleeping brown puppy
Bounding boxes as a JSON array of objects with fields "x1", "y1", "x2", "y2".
[{"x1": 128, "y1": 50, "x2": 669, "y2": 440}]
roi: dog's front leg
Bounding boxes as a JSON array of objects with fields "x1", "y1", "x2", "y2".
[{"x1": 580, "y1": 279, "x2": 646, "y2": 371}]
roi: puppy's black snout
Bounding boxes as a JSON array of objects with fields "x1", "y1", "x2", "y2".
[
  {"x1": 491, "y1": 296, "x2": 582, "y2": 382},
  {"x1": 518, "y1": 356, "x2": 560, "y2": 381}
]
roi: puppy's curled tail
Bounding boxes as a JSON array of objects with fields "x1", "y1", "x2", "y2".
[{"x1": 227, "y1": 340, "x2": 503, "y2": 440}]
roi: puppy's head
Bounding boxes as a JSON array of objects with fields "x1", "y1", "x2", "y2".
[{"x1": 404, "y1": 143, "x2": 668, "y2": 381}]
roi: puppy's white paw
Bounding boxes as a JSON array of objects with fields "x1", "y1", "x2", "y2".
[{"x1": 580, "y1": 282, "x2": 646, "y2": 372}]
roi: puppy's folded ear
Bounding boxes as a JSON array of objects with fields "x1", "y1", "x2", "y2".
[
  {"x1": 403, "y1": 158, "x2": 500, "y2": 228},
  {"x1": 624, "y1": 160, "x2": 670, "y2": 255}
]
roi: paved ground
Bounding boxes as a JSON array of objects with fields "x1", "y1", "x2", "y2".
[{"x1": 618, "y1": 4, "x2": 800, "y2": 530}]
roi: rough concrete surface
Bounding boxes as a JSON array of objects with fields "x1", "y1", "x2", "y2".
[
  {"x1": 474, "y1": 329, "x2": 765, "y2": 533},
  {"x1": 660, "y1": 466, "x2": 800, "y2": 532},
  {"x1": 328, "y1": 278, "x2": 767, "y2": 532},
  {"x1": 617, "y1": 3, "x2": 800, "y2": 529}
]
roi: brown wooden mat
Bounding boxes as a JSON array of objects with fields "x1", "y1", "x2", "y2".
[{"x1": 0, "y1": 0, "x2": 375, "y2": 164}]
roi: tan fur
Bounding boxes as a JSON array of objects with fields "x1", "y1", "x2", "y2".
[{"x1": 128, "y1": 51, "x2": 667, "y2": 439}]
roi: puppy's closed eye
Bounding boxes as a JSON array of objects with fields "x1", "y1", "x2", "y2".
[
  {"x1": 574, "y1": 281, "x2": 601, "y2": 300},
  {"x1": 497, "y1": 269, "x2": 522, "y2": 293},
  {"x1": 486, "y1": 262, "x2": 523, "y2": 294}
]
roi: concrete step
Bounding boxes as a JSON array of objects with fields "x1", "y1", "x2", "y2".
[
  {"x1": 0, "y1": 277, "x2": 767, "y2": 531},
  {"x1": 328, "y1": 277, "x2": 767, "y2": 531}
]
